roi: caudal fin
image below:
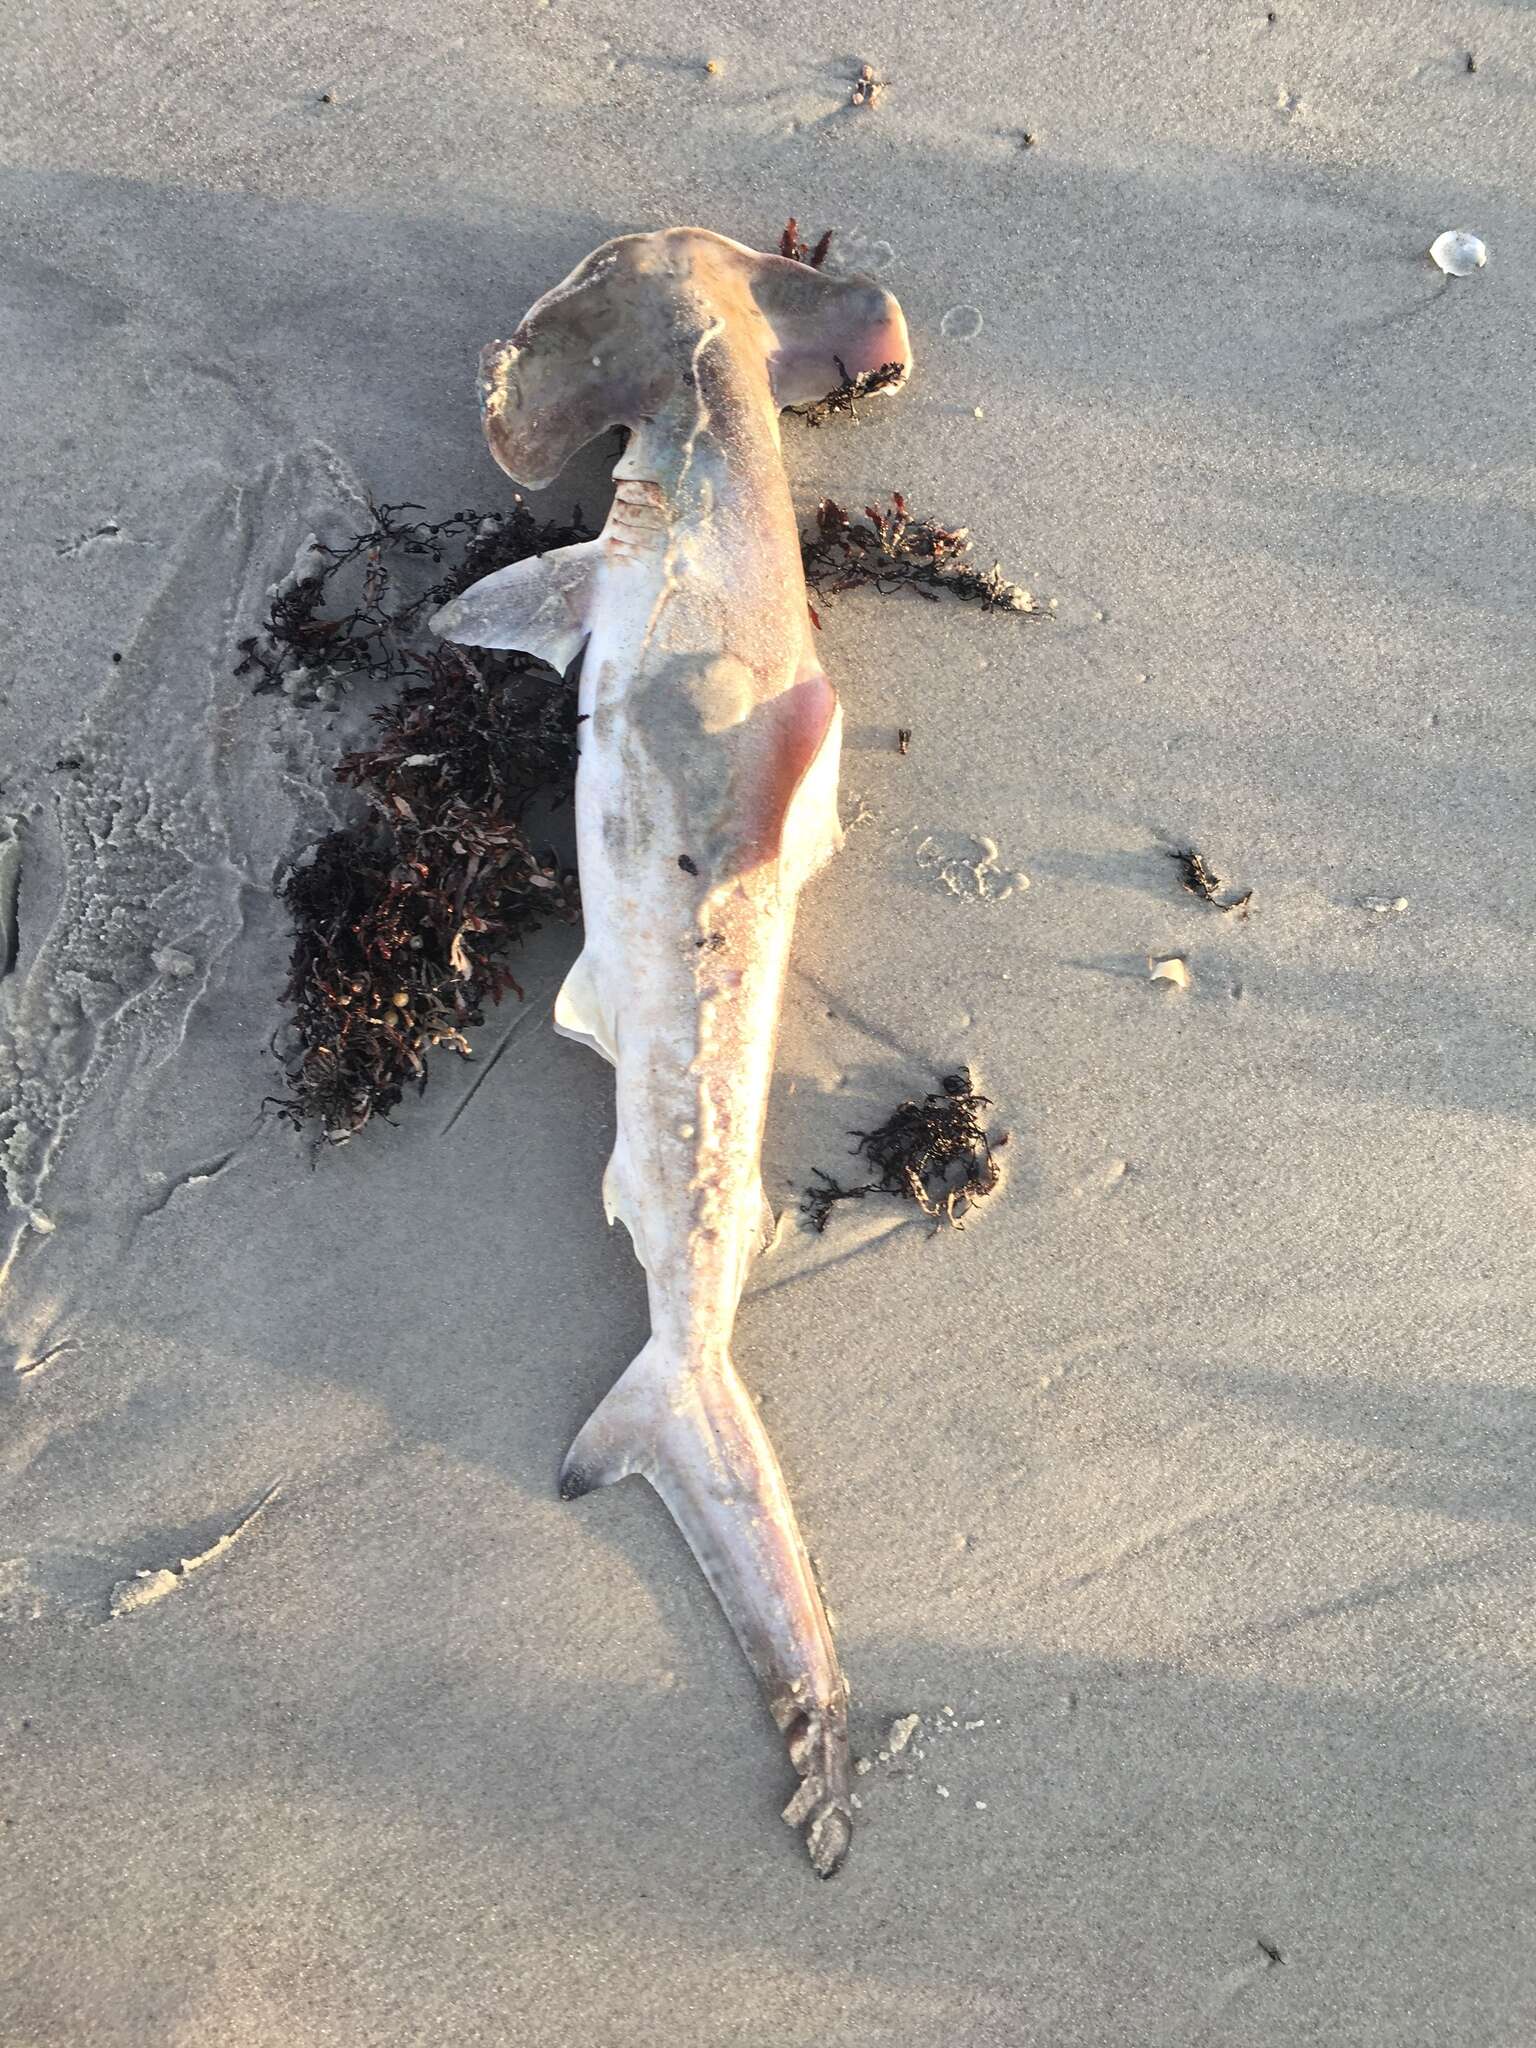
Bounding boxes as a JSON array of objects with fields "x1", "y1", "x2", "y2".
[{"x1": 561, "y1": 1341, "x2": 853, "y2": 1877}]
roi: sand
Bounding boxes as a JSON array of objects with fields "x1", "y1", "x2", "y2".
[{"x1": 3, "y1": 1, "x2": 1535, "y2": 2041}]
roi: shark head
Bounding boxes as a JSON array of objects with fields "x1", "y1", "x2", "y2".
[{"x1": 476, "y1": 226, "x2": 911, "y2": 488}]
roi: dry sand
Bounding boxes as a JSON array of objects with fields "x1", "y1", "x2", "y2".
[{"x1": 3, "y1": 2, "x2": 1535, "y2": 2041}]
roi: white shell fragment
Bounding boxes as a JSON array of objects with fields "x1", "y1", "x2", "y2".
[
  {"x1": 1429, "y1": 230, "x2": 1486, "y2": 277},
  {"x1": 1149, "y1": 956, "x2": 1191, "y2": 989},
  {"x1": 887, "y1": 1713, "x2": 921, "y2": 1755}
]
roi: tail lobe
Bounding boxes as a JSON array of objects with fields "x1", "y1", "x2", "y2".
[{"x1": 560, "y1": 1340, "x2": 853, "y2": 1875}]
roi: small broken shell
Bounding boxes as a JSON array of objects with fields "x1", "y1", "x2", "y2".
[
  {"x1": 1429, "y1": 230, "x2": 1486, "y2": 276},
  {"x1": 1149, "y1": 956, "x2": 1191, "y2": 989},
  {"x1": 887, "y1": 1713, "x2": 921, "y2": 1755}
]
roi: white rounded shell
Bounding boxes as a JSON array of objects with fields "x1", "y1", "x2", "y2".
[{"x1": 1430, "y1": 230, "x2": 1487, "y2": 276}]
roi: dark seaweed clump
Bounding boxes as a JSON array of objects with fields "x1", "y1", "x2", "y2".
[
  {"x1": 802, "y1": 495, "x2": 1042, "y2": 614},
  {"x1": 1168, "y1": 846, "x2": 1252, "y2": 917},
  {"x1": 246, "y1": 503, "x2": 591, "y2": 1143},
  {"x1": 273, "y1": 651, "x2": 581, "y2": 1142},
  {"x1": 803, "y1": 1070, "x2": 1005, "y2": 1231}
]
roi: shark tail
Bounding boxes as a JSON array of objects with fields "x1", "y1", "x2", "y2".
[{"x1": 560, "y1": 1339, "x2": 852, "y2": 1877}]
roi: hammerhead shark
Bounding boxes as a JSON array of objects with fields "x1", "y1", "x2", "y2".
[{"x1": 431, "y1": 227, "x2": 910, "y2": 1875}]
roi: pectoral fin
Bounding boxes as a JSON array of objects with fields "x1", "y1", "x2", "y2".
[
  {"x1": 736, "y1": 664, "x2": 844, "y2": 885},
  {"x1": 777, "y1": 682, "x2": 844, "y2": 891},
  {"x1": 428, "y1": 538, "x2": 600, "y2": 669}
]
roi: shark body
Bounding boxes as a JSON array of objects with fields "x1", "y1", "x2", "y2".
[{"x1": 431, "y1": 228, "x2": 909, "y2": 1874}]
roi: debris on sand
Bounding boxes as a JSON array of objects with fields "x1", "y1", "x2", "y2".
[
  {"x1": 236, "y1": 500, "x2": 592, "y2": 701},
  {"x1": 1170, "y1": 847, "x2": 1222, "y2": 902},
  {"x1": 1168, "y1": 847, "x2": 1252, "y2": 917},
  {"x1": 1149, "y1": 955, "x2": 1191, "y2": 990},
  {"x1": 1429, "y1": 229, "x2": 1486, "y2": 276},
  {"x1": 779, "y1": 217, "x2": 833, "y2": 269},
  {"x1": 271, "y1": 666, "x2": 581, "y2": 1144},
  {"x1": 240, "y1": 502, "x2": 589, "y2": 1143},
  {"x1": 801, "y1": 495, "x2": 1040, "y2": 612},
  {"x1": 850, "y1": 63, "x2": 885, "y2": 109},
  {"x1": 803, "y1": 1069, "x2": 1005, "y2": 1231},
  {"x1": 785, "y1": 362, "x2": 907, "y2": 427},
  {"x1": 887, "y1": 1713, "x2": 921, "y2": 1754},
  {"x1": 777, "y1": 222, "x2": 892, "y2": 281}
]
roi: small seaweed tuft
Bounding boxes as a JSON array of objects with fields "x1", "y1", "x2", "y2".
[
  {"x1": 780, "y1": 218, "x2": 835, "y2": 269},
  {"x1": 803, "y1": 1070, "x2": 1005, "y2": 1231},
  {"x1": 786, "y1": 359, "x2": 907, "y2": 427},
  {"x1": 1167, "y1": 846, "x2": 1252, "y2": 917},
  {"x1": 802, "y1": 494, "x2": 1041, "y2": 613}
]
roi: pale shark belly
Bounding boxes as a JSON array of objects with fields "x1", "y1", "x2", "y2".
[{"x1": 563, "y1": 609, "x2": 795, "y2": 1345}]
